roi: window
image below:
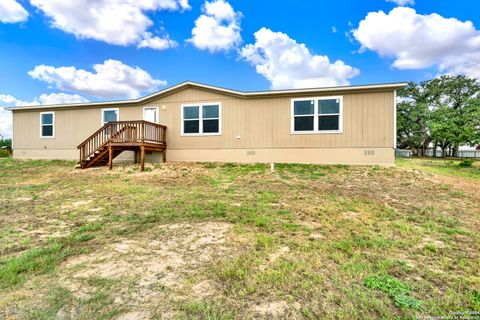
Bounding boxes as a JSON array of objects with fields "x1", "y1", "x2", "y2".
[
  {"x1": 293, "y1": 100, "x2": 314, "y2": 131},
  {"x1": 181, "y1": 103, "x2": 221, "y2": 135},
  {"x1": 40, "y1": 112, "x2": 54, "y2": 138},
  {"x1": 102, "y1": 108, "x2": 119, "y2": 135},
  {"x1": 102, "y1": 108, "x2": 119, "y2": 125},
  {"x1": 143, "y1": 107, "x2": 159, "y2": 123},
  {"x1": 291, "y1": 96, "x2": 342, "y2": 134}
]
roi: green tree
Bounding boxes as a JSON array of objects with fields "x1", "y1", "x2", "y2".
[
  {"x1": 427, "y1": 75, "x2": 480, "y2": 157},
  {"x1": 397, "y1": 75, "x2": 480, "y2": 158},
  {"x1": 0, "y1": 138, "x2": 12, "y2": 148},
  {"x1": 396, "y1": 81, "x2": 432, "y2": 155}
]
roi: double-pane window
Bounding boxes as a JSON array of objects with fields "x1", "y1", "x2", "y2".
[
  {"x1": 40, "y1": 112, "x2": 54, "y2": 138},
  {"x1": 182, "y1": 104, "x2": 221, "y2": 135},
  {"x1": 292, "y1": 97, "x2": 342, "y2": 133}
]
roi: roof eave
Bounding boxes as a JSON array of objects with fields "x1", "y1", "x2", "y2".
[{"x1": 4, "y1": 81, "x2": 408, "y2": 111}]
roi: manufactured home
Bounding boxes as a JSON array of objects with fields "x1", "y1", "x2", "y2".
[{"x1": 6, "y1": 81, "x2": 406, "y2": 169}]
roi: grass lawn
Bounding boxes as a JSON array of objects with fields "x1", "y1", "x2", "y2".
[{"x1": 0, "y1": 157, "x2": 479, "y2": 319}]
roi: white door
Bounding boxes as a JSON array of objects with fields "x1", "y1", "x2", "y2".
[{"x1": 144, "y1": 107, "x2": 158, "y2": 123}]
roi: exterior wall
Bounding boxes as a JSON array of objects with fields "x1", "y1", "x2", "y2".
[{"x1": 12, "y1": 87, "x2": 395, "y2": 165}]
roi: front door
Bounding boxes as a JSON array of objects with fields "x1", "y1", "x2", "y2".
[{"x1": 144, "y1": 107, "x2": 158, "y2": 123}]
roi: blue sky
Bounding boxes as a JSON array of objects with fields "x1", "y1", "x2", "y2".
[{"x1": 1, "y1": 0, "x2": 480, "y2": 137}]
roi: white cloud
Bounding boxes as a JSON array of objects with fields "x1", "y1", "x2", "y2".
[
  {"x1": 0, "y1": 93, "x2": 88, "y2": 138},
  {"x1": 189, "y1": 0, "x2": 242, "y2": 52},
  {"x1": 137, "y1": 32, "x2": 177, "y2": 50},
  {"x1": 353, "y1": 7, "x2": 480, "y2": 78},
  {"x1": 241, "y1": 28, "x2": 360, "y2": 89},
  {"x1": 386, "y1": 0, "x2": 414, "y2": 6},
  {"x1": 0, "y1": 94, "x2": 28, "y2": 106},
  {"x1": 28, "y1": 59, "x2": 166, "y2": 99},
  {"x1": 29, "y1": 0, "x2": 189, "y2": 47},
  {"x1": 35, "y1": 93, "x2": 89, "y2": 105},
  {"x1": 0, "y1": 0, "x2": 28, "y2": 23}
]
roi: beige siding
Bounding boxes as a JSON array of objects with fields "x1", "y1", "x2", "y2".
[{"x1": 12, "y1": 87, "x2": 395, "y2": 164}]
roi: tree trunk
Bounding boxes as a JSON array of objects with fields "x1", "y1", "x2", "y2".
[
  {"x1": 433, "y1": 141, "x2": 438, "y2": 158},
  {"x1": 422, "y1": 139, "x2": 430, "y2": 157},
  {"x1": 442, "y1": 147, "x2": 447, "y2": 158},
  {"x1": 453, "y1": 144, "x2": 459, "y2": 158}
]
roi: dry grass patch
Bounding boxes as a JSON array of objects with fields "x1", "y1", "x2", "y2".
[{"x1": 0, "y1": 158, "x2": 478, "y2": 319}]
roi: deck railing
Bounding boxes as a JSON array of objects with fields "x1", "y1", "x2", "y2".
[{"x1": 77, "y1": 121, "x2": 167, "y2": 163}]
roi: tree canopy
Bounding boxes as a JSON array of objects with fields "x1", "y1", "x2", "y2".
[{"x1": 397, "y1": 75, "x2": 480, "y2": 156}]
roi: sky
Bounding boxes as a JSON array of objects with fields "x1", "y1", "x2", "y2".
[{"x1": 1, "y1": 0, "x2": 480, "y2": 138}]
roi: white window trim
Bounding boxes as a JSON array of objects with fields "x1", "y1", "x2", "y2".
[
  {"x1": 40, "y1": 111, "x2": 55, "y2": 139},
  {"x1": 291, "y1": 96, "x2": 343, "y2": 135},
  {"x1": 101, "y1": 108, "x2": 119, "y2": 126},
  {"x1": 143, "y1": 106, "x2": 159, "y2": 123},
  {"x1": 181, "y1": 102, "x2": 222, "y2": 136}
]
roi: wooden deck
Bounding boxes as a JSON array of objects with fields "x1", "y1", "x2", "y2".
[{"x1": 77, "y1": 121, "x2": 167, "y2": 171}]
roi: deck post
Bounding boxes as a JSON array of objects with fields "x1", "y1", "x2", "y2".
[
  {"x1": 162, "y1": 148, "x2": 166, "y2": 163},
  {"x1": 134, "y1": 150, "x2": 138, "y2": 164},
  {"x1": 108, "y1": 146, "x2": 113, "y2": 170},
  {"x1": 140, "y1": 146, "x2": 145, "y2": 172}
]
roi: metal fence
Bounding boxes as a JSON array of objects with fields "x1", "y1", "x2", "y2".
[
  {"x1": 395, "y1": 149, "x2": 413, "y2": 157},
  {"x1": 395, "y1": 149, "x2": 480, "y2": 158},
  {"x1": 424, "y1": 150, "x2": 444, "y2": 157},
  {"x1": 458, "y1": 150, "x2": 480, "y2": 158}
]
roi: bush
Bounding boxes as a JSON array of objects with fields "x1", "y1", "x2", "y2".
[
  {"x1": 458, "y1": 159, "x2": 475, "y2": 167},
  {"x1": 0, "y1": 149, "x2": 11, "y2": 158}
]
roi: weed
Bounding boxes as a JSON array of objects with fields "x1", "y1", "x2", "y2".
[
  {"x1": 470, "y1": 290, "x2": 480, "y2": 309},
  {"x1": 255, "y1": 234, "x2": 275, "y2": 250},
  {"x1": 364, "y1": 274, "x2": 421, "y2": 309}
]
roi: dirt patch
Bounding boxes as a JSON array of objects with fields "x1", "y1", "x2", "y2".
[
  {"x1": 115, "y1": 311, "x2": 150, "y2": 320},
  {"x1": 420, "y1": 237, "x2": 446, "y2": 249},
  {"x1": 70, "y1": 200, "x2": 92, "y2": 208},
  {"x1": 191, "y1": 279, "x2": 217, "y2": 298},
  {"x1": 15, "y1": 197, "x2": 33, "y2": 202},
  {"x1": 308, "y1": 233, "x2": 326, "y2": 241},
  {"x1": 252, "y1": 300, "x2": 301, "y2": 318},
  {"x1": 258, "y1": 246, "x2": 290, "y2": 271},
  {"x1": 268, "y1": 246, "x2": 290, "y2": 263},
  {"x1": 61, "y1": 222, "x2": 233, "y2": 302}
]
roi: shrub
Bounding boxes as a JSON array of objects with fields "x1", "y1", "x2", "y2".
[
  {"x1": 0, "y1": 149, "x2": 11, "y2": 158},
  {"x1": 458, "y1": 159, "x2": 475, "y2": 167}
]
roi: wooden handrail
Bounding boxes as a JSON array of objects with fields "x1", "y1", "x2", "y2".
[{"x1": 77, "y1": 121, "x2": 167, "y2": 163}]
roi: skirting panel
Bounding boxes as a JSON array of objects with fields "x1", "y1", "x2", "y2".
[
  {"x1": 167, "y1": 148, "x2": 395, "y2": 165},
  {"x1": 13, "y1": 149, "x2": 163, "y2": 163},
  {"x1": 13, "y1": 148, "x2": 394, "y2": 165}
]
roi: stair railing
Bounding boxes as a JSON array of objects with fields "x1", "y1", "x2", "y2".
[{"x1": 77, "y1": 121, "x2": 167, "y2": 164}]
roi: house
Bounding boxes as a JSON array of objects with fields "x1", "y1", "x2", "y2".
[{"x1": 6, "y1": 81, "x2": 406, "y2": 170}]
